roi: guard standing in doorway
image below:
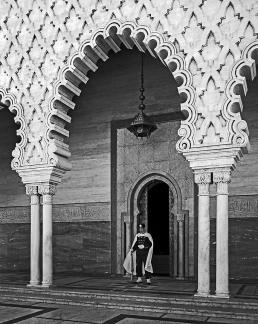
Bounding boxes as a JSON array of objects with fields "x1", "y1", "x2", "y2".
[{"x1": 123, "y1": 223, "x2": 154, "y2": 284}]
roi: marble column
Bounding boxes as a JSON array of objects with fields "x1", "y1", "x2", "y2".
[
  {"x1": 39, "y1": 184, "x2": 56, "y2": 288},
  {"x1": 177, "y1": 213, "x2": 185, "y2": 279},
  {"x1": 213, "y1": 169, "x2": 231, "y2": 298},
  {"x1": 194, "y1": 171, "x2": 211, "y2": 297},
  {"x1": 26, "y1": 185, "x2": 40, "y2": 287}
]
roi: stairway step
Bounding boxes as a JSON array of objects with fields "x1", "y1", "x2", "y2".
[{"x1": 1, "y1": 285, "x2": 258, "y2": 321}]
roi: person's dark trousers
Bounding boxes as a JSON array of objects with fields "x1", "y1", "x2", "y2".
[{"x1": 136, "y1": 249, "x2": 151, "y2": 279}]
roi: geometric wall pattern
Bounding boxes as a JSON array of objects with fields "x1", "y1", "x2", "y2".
[{"x1": 0, "y1": 0, "x2": 257, "y2": 181}]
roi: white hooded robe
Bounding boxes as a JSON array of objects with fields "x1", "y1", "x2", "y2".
[{"x1": 123, "y1": 232, "x2": 153, "y2": 275}]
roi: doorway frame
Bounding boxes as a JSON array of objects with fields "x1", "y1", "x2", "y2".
[{"x1": 126, "y1": 171, "x2": 187, "y2": 278}]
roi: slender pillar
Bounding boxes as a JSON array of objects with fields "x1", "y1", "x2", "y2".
[
  {"x1": 123, "y1": 214, "x2": 131, "y2": 254},
  {"x1": 39, "y1": 184, "x2": 56, "y2": 288},
  {"x1": 194, "y1": 171, "x2": 211, "y2": 297},
  {"x1": 177, "y1": 213, "x2": 185, "y2": 279},
  {"x1": 125, "y1": 221, "x2": 131, "y2": 254},
  {"x1": 26, "y1": 185, "x2": 40, "y2": 287},
  {"x1": 214, "y1": 169, "x2": 231, "y2": 298}
]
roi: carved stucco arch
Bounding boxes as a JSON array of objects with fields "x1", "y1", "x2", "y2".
[
  {"x1": 48, "y1": 19, "x2": 196, "y2": 174},
  {"x1": 224, "y1": 40, "x2": 258, "y2": 151},
  {"x1": 0, "y1": 86, "x2": 26, "y2": 170},
  {"x1": 127, "y1": 171, "x2": 184, "y2": 237}
]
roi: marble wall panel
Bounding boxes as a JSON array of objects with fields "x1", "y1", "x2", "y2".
[
  {"x1": 0, "y1": 223, "x2": 30, "y2": 271},
  {"x1": 0, "y1": 221, "x2": 111, "y2": 274},
  {"x1": 53, "y1": 221, "x2": 111, "y2": 274},
  {"x1": 210, "y1": 218, "x2": 258, "y2": 280}
]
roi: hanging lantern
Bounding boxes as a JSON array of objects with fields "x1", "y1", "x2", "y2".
[{"x1": 127, "y1": 53, "x2": 157, "y2": 138}]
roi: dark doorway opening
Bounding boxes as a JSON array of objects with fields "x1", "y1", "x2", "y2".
[{"x1": 148, "y1": 181, "x2": 170, "y2": 275}]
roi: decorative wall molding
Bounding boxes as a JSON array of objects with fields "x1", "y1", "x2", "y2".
[
  {"x1": 0, "y1": 202, "x2": 111, "y2": 223},
  {"x1": 210, "y1": 195, "x2": 258, "y2": 219},
  {"x1": 0, "y1": 0, "x2": 257, "y2": 178}
]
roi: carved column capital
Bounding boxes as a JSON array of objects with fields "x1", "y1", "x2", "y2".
[
  {"x1": 213, "y1": 169, "x2": 231, "y2": 195},
  {"x1": 26, "y1": 185, "x2": 38, "y2": 196},
  {"x1": 194, "y1": 170, "x2": 211, "y2": 196},
  {"x1": 213, "y1": 169, "x2": 231, "y2": 184},
  {"x1": 38, "y1": 184, "x2": 56, "y2": 196}
]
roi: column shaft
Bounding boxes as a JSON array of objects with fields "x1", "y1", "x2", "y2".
[
  {"x1": 29, "y1": 194, "x2": 40, "y2": 286},
  {"x1": 197, "y1": 192, "x2": 210, "y2": 295},
  {"x1": 216, "y1": 192, "x2": 229, "y2": 297},
  {"x1": 214, "y1": 170, "x2": 231, "y2": 298},
  {"x1": 42, "y1": 193, "x2": 53, "y2": 287},
  {"x1": 194, "y1": 171, "x2": 211, "y2": 297},
  {"x1": 177, "y1": 215, "x2": 185, "y2": 279},
  {"x1": 125, "y1": 222, "x2": 131, "y2": 253}
]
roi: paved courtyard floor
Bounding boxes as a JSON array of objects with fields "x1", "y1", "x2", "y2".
[
  {"x1": 0, "y1": 273, "x2": 258, "y2": 323},
  {"x1": 0, "y1": 300, "x2": 254, "y2": 324}
]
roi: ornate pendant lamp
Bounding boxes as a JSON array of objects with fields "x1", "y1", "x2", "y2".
[{"x1": 127, "y1": 53, "x2": 157, "y2": 138}]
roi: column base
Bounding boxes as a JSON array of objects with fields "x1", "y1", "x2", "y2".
[
  {"x1": 41, "y1": 282, "x2": 53, "y2": 288},
  {"x1": 214, "y1": 292, "x2": 230, "y2": 299},
  {"x1": 194, "y1": 291, "x2": 211, "y2": 298},
  {"x1": 27, "y1": 282, "x2": 40, "y2": 288}
]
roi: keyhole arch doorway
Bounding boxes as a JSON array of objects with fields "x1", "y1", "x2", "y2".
[{"x1": 127, "y1": 171, "x2": 188, "y2": 278}]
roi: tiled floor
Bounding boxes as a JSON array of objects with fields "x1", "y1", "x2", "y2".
[{"x1": 0, "y1": 301, "x2": 255, "y2": 324}]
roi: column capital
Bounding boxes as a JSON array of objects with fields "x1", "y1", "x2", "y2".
[
  {"x1": 38, "y1": 184, "x2": 56, "y2": 196},
  {"x1": 26, "y1": 184, "x2": 38, "y2": 196},
  {"x1": 194, "y1": 170, "x2": 211, "y2": 196},
  {"x1": 213, "y1": 168, "x2": 231, "y2": 184},
  {"x1": 194, "y1": 170, "x2": 212, "y2": 185}
]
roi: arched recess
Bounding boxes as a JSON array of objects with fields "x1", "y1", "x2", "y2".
[
  {"x1": 223, "y1": 40, "x2": 258, "y2": 152},
  {"x1": 128, "y1": 171, "x2": 183, "y2": 234},
  {"x1": 126, "y1": 171, "x2": 189, "y2": 278},
  {"x1": 48, "y1": 19, "x2": 196, "y2": 170},
  {"x1": 0, "y1": 86, "x2": 26, "y2": 170}
]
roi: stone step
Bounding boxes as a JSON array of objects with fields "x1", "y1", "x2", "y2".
[{"x1": 1, "y1": 285, "x2": 258, "y2": 321}]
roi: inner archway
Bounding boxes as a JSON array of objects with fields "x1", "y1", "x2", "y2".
[
  {"x1": 147, "y1": 181, "x2": 170, "y2": 275},
  {"x1": 131, "y1": 173, "x2": 186, "y2": 278}
]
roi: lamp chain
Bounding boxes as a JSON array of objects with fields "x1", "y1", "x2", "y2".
[{"x1": 139, "y1": 52, "x2": 145, "y2": 112}]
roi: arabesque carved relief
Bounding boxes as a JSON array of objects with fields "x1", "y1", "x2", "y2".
[{"x1": 0, "y1": 0, "x2": 256, "y2": 180}]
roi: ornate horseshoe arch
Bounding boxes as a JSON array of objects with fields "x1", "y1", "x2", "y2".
[
  {"x1": 127, "y1": 171, "x2": 183, "y2": 236},
  {"x1": 223, "y1": 40, "x2": 258, "y2": 151},
  {"x1": 47, "y1": 19, "x2": 196, "y2": 174},
  {"x1": 0, "y1": 87, "x2": 27, "y2": 170}
]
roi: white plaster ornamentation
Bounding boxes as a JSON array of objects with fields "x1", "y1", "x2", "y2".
[
  {"x1": 0, "y1": 0, "x2": 257, "y2": 182},
  {"x1": 194, "y1": 170, "x2": 211, "y2": 195},
  {"x1": 38, "y1": 184, "x2": 56, "y2": 197},
  {"x1": 25, "y1": 184, "x2": 38, "y2": 196}
]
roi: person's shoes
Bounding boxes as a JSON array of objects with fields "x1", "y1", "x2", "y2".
[
  {"x1": 136, "y1": 277, "x2": 142, "y2": 283},
  {"x1": 146, "y1": 278, "x2": 151, "y2": 285}
]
